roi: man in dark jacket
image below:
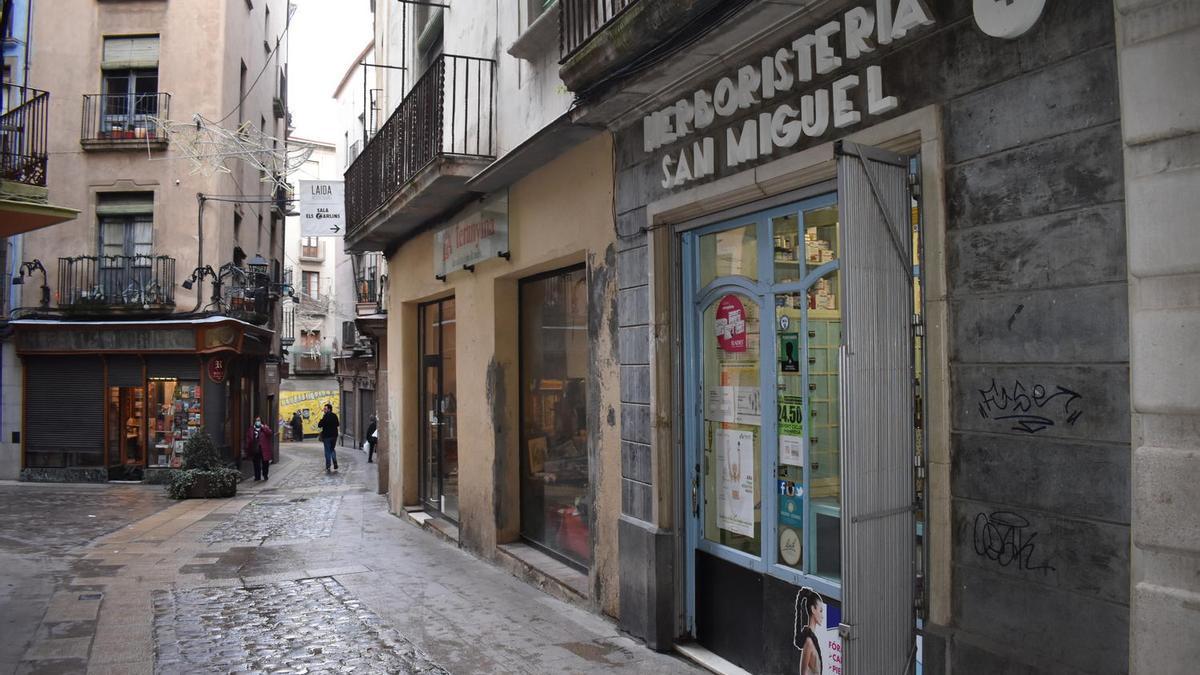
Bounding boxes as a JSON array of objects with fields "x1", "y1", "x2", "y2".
[
  {"x1": 366, "y1": 416, "x2": 378, "y2": 464},
  {"x1": 317, "y1": 403, "x2": 339, "y2": 472},
  {"x1": 290, "y1": 411, "x2": 304, "y2": 442}
]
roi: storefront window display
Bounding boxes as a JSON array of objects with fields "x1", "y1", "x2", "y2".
[
  {"x1": 147, "y1": 379, "x2": 203, "y2": 468},
  {"x1": 519, "y1": 265, "x2": 591, "y2": 567}
]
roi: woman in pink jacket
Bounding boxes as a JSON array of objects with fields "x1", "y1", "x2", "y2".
[{"x1": 244, "y1": 416, "x2": 274, "y2": 481}]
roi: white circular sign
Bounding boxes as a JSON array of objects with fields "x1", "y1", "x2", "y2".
[
  {"x1": 973, "y1": 0, "x2": 1046, "y2": 39},
  {"x1": 780, "y1": 528, "x2": 802, "y2": 566}
]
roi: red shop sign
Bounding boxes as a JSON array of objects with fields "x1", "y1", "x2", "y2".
[
  {"x1": 715, "y1": 294, "x2": 748, "y2": 353},
  {"x1": 207, "y1": 357, "x2": 227, "y2": 384}
]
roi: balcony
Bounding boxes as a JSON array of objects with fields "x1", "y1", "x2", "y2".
[
  {"x1": 344, "y1": 54, "x2": 496, "y2": 252},
  {"x1": 57, "y1": 254, "x2": 176, "y2": 315},
  {"x1": 559, "y1": 0, "x2": 639, "y2": 62},
  {"x1": 1, "y1": 86, "x2": 48, "y2": 187},
  {"x1": 294, "y1": 350, "x2": 333, "y2": 374},
  {"x1": 281, "y1": 302, "x2": 296, "y2": 347},
  {"x1": 352, "y1": 251, "x2": 385, "y2": 316},
  {"x1": 0, "y1": 86, "x2": 78, "y2": 235},
  {"x1": 297, "y1": 289, "x2": 331, "y2": 316},
  {"x1": 81, "y1": 93, "x2": 170, "y2": 150}
]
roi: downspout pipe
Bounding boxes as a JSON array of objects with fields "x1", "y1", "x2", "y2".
[{"x1": 191, "y1": 193, "x2": 206, "y2": 312}]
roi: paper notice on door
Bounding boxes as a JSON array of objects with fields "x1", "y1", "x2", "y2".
[
  {"x1": 706, "y1": 386, "x2": 762, "y2": 426},
  {"x1": 780, "y1": 434, "x2": 805, "y2": 467},
  {"x1": 714, "y1": 428, "x2": 755, "y2": 537}
]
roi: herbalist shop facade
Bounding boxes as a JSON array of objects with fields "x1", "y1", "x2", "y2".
[
  {"x1": 13, "y1": 317, "x2": 276, "y2": 482},
  {"x1": 606, "y1": 2, "x2": 1130, "y2": 674}
]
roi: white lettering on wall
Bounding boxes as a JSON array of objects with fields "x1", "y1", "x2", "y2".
[{"x1": 642, "y1": 0, "x2": 931, "y2": 189}]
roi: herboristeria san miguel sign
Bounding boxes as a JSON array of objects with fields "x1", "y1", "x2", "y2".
[{"x1": 645, "y1": 0, "x2": 936, "y2": 190}]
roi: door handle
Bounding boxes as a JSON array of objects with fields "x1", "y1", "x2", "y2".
[{"x1": 691, "y1": 468, "x2": 700, "y2": 518}]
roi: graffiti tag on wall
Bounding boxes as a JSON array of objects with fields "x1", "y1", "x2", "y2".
[
  {"x1": 977, "y1": 379, "x2": 1083, "y2": 433},
  {"x1": 972, "y1": 511, "x2": 1056, "y2": 574}
]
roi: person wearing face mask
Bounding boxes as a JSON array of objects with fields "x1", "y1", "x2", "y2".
[{"x1": 243, "y1": 415, "x2": 274, "y2": 481}]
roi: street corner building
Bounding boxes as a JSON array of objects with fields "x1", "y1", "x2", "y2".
[{"x1": 0, "y1": 0, "x2": 294, "y2": 483}]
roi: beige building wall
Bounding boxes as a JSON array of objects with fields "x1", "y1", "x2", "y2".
[
  {"x1": 21, "y1": 0, "x2": 289, "y2": 313},
  {"x1": 385, "y1": 133, "x2": 621, "y2": 615}
]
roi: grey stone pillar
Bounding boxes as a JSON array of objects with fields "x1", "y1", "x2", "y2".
[{"x1": 1114, "y1": 2, "x2": 1200, "y2": 672}]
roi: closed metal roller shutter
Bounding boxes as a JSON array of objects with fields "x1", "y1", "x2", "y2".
[
  {"x1": 25, "y1": 357, "x2": 105, "y2": 449},
  {"x1": 146, "y1": 355, "x2": 200, "y2": 380},
  {"x1": 106, "y1": 355, "x2": 143, "y2": 387}
]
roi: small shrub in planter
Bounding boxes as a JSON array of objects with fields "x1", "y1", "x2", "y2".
[{"x1": 165, "y1": 430, "x2": 240, "y2": 500}]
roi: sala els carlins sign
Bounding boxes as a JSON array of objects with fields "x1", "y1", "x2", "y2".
[{"x1": 645, "y1": 0, "x2": 935, "y2": 190}]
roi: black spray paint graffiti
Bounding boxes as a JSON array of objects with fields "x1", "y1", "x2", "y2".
[
  {"x1": 972, "y1": 511, "x2": 1056, "y2": 574},
  {"x1": 977, "y1": 379, "x2": 1083, "y2": 433}
]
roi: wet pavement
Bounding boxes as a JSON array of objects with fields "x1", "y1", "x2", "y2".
[
  {"x1": 1, "y1": 442, "x2": 702, "y2": 674},
  {"x1": 153, "y1": 577, "x2": 446, "y2": 674},
  {"x1": 0, "y1": 483, "x2": 171, "y2": 672},
  {"x1": 200, "y1": 495, "x2": 341, "y2": 544}
]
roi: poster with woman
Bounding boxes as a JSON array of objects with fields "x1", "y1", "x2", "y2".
[{"x1": 794, "y1": 587, "x2": 843, "y2": 675}]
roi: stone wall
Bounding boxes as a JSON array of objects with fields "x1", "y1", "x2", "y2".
[
  {"x1": 611, "y1": 2, "x2": 1130, "y2": 671},
  {"x1": 1114, "y1": 1, "x2": 1200, "y2": 673}
]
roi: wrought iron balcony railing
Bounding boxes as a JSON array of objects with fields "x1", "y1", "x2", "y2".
[
  {"x1": 1, "y1": 86, "x2": 49, "y2": 187},
  {"x1": 81, "y1": 93, "x2": 171, "y2": 144},
  {"x1": 344, "y1": 53, "x2": 496, "y2": 236},
  {"x1": 281, "y1": 302, "x2": 296, "y2": 346},
  {"x1": 57, "y1": 255, "x2": 176, "y2": 313},
  {"x1": 294, "y1": 351, "x2": 333, "y2": 374},
  {"x1": 352, "y1": 252, "x2": 383, "y2": 308},
  {"x1": 560, "y1": 0, "x2": 639, "y2": 61}
]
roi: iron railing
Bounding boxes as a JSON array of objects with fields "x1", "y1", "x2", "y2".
[
  {"x1": 294, "y1": 351, "x2": 333, "y2": 373},
  {"x1": 57, "y1": 255, "x2": 176, "y2": 311},
  {"x1": 352, "y1": 252, "x2": 383, "y2": 305},
  {"x1": 344, "y1": 53, "x2": 496, "y2": 236},
  {"x1": 1, "y1": 86, "x2": 49, "y2": 187},
  {"x1": 281, "y1": 302, "x2": 295, "y2": 346},
  {"x1": 560, "y1": 0, "x2": 639, "y2": 61},
  {"x1": 81, "y1": 92, "x2": 171, "y2": 143}
]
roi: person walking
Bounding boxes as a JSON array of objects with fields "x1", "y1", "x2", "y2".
[
  {"x1": 290, "y1": 410, "x2": 304, "y2": 442},
  {"x1": 243, "y1": 415, "x2": 274, "y2": 481},
  {"x1": 318, "y1": 403, "x2": 340, "y2": 472},
  {"x1": 366, "y1": 416, "x2": 378, "y2": 464}
]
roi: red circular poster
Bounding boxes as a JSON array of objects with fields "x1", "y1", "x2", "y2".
[
  {"x1": 207, "y1": 357, "x2": 227, "y2": 384},
  {"x1": 715, "y1": 294, "x2": 748, "y2": 353}
]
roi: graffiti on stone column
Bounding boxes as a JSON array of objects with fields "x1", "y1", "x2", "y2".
[
  {"x1": 972, "y1": 511, "x2": 1056, "y2": 574},
  {"x1": 977, "y1": 379, "x2": 1083, "y2": 433}
]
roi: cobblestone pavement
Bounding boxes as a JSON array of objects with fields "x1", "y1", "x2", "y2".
[
  {"x1": 8, "y1": 442, "x2": 702, "y2": 674},
  {"x1": 201, "y1": 495, "x2": 341, "y2": 544},
  {"x1": 153, "y1": 576, "x2": 447, "y2": 674}
]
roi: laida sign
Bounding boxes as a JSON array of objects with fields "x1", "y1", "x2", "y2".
[{"x1": 299, "y1": 180, "x2": 346, "y2": 237}]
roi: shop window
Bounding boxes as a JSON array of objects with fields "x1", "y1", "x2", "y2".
[
  {"x1": 519, "y1": 265, "x2": 591, "y2": 567},
  {"x1": 147, "y1": 379, "x2": 203, "y2": 468}
]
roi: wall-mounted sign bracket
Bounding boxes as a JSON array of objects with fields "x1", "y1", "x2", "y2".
[
  {"x1": 435, "y1": 273, "x2": 447, "y2": 283},
  {"x1": 463, "y1": 264, "x2": 475, "y2": 273},
  {"x1": 498, "y1": 251, "x2": 511, "y2": 261}
]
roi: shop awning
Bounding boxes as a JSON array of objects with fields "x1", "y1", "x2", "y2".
[{"x1": 0, "y1": 197, "x2": 80, "y2": 236}]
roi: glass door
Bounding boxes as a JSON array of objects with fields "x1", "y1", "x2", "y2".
[
  {"x1": 418, "y1": 297, "x2": 458, "y2": 520},
  {"x1": 107, "y1": 386, "x2": 146, "y2": 479},
  {"x1": 683, "y1": 189, "x2": 847, "y2": 674}
]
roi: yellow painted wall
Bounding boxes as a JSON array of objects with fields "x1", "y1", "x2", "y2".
[
  {"x1": 279, "y1": 390, "x2": 340, "y2": 436},
  {"x1": 384, "y1": 132, "x2": 621, "y2": 616}
]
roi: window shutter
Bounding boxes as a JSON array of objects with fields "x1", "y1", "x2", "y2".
[
  {"x1": 96, "y1": 192, "x2": 153, "y2": 216},
  {"x1": 835, "y1": 141, "x2": 916, "y2": 674},
  {"x1": 102, "y1": 35, "x2": 160, "y2": 69}
]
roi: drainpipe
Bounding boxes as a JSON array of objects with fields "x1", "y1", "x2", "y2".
[{"x1": 191, "y1": 194, "x2": 206, "y2": 312}]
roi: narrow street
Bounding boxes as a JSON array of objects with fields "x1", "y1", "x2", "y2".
[{"x1": 0, "y1": 442, "x2": 702, "y2": 674}]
